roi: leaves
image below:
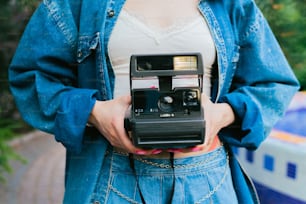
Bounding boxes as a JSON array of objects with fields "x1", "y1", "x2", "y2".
[
  {"x1": 256, "y1": 0, "x2": 306, "y2": 89},
  {"x1": 0, "y1": 141, "x2": 27, "y2": 182}
]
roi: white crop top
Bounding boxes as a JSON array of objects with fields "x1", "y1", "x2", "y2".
[{"x1": 108, "y1": 8, "x2": 216, "y2": 98}]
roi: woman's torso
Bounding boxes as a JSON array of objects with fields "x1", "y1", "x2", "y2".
[{"x1": 108, "y1": 0, "x2": 221, "y2": 157}]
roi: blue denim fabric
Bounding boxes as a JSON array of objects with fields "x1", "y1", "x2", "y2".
[
  {"x1": 8, "y1": 0, "x2": 300, "y2": 203},
  {"x1": 93, "y1": 146, "x2": 237, "y2": 204},
  {"x1": 9, "y1": 0, "x2": 300, "y2": 152}
]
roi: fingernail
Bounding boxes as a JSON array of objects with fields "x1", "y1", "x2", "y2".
[
  {"x1": 167, "y1": 148, "x2": 183, "y2": 153},
  {"x1": 135, "y1": 150, "x2": 147, "y2": 155},
  {"x1": 191, "y1": 146, "x2": 202, "y2": 152},
  {"x1": 152, "y1": 149, "x2": 162, "y2": 155}
]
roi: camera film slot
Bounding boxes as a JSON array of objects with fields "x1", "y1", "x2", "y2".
[{"x1": 132, "y1": 118, "x2": 205, "y2": 148}]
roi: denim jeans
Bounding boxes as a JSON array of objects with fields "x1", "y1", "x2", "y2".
[{"x1": 95, "y1": 146, "x2": 238, "y2": 204}]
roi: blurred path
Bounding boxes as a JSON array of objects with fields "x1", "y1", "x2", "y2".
[{"x1": 0, "y1": 131, "x2": 65, "y2": 204}]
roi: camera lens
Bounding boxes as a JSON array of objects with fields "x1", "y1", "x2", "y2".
[{"x1": 158, "y1": 95, "x2": 174, "y2": 112}]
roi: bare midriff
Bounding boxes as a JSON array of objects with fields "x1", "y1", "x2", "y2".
[{"x1": 151, "y1": 136, "x2": 221, "y2": 158}]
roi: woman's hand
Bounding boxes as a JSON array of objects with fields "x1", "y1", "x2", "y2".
[
  {"x1": 88, "y1": 94, "x2": 235, "y2": 155},
  {"x1": 88, "y1": 95, "x2": 153, "y2": 155},
  {"x1": 201, "y1": 94, "x2": 235, "y2": 146},
  {"x1": 173, "y1": 94, "x2": 235, "y2": 153}
]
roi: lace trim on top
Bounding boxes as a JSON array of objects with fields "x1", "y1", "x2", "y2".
[
  {"x1": 108, "y1": 8, "x2": 216, "y2": 97},
  {"x1": 121, "y1": 9, "x2": 204, "y2": 44}
]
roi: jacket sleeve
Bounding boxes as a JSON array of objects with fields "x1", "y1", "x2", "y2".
[
  {"x1": 218, "y1": 0, "x2": 300, "y2": 149},
  {"x1": 9, "y1": 2, "x2": 97, "y2": 153}
]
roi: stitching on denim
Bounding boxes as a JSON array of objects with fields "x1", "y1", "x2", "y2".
[
  {"x1": 194, "y1": 154, "x2": 229, "y2": 204},
  {"x1": 199, "y1": 2, "x2": 228, "y2": 68},
  {"x1": 44, "y1": 0, "x2": 76, "y2": 49},
  {"x1": 110, "y1": 149, "x2": 228, "y2": 203},
  {"x1": 109, "y1": 185, "x2": 141, "y2": 204},
  {"x1": 106, "y1": 151, "x2": 141, "y2": 204},
  {"x1": 104, "y1": 151, "x2": 115, "y2": 203},
  {"x1": 198, "y1": 1, "x2": 227, "y2": 101},
  {"x1": 89, "y1": 151, "x2": 111, "y2": 203}
]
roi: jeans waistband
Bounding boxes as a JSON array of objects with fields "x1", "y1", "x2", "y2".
[{"x1": 111, "y1": 146, "x2": 228, "y2": 175}]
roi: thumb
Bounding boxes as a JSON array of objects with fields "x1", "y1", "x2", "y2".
[{"x1": 201, "y1": 93, "x2": 211, "y2": 103}]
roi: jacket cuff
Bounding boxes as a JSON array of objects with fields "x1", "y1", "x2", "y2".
[
  {"x1": 53, "y1": 88, "x2": 98, "y2": 153},
  {"x1": 218, "y1": 92, "x2": 265, "y2": 149}
]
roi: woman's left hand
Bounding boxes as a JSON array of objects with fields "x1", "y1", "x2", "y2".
[{"x1": 169, "y1": 94, "x2": 235, "y2": 153}]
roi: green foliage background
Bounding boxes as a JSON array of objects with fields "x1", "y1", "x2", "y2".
[
  {"x1": 0, "y1": 0, "x2": 37, "y2": 182},
  {"x1": 256, "y1": 0, "x2": 306, "y2": 90},
  {"x1": 0, "y1": 0, "x2": 305, "y2": 180}
]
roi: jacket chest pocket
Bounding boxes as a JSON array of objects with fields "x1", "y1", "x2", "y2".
[
  {"x1": 77, "y1": 33, "x2": 100, "y2": 63},
  {"x1": 76, "y1": 33, "x2": 101, "y2": 89},
  {"x1": 76, "y1": 33, "x2": 111, "y2": 100}
]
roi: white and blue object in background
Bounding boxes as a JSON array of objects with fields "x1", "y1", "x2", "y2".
[{"x1": 235, "y1": 92, "x2": 306, "y2": 204}]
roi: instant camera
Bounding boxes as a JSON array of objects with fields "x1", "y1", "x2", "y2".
[{"x1": 125, "y1": 53, "x2": 205, "y2": 148}]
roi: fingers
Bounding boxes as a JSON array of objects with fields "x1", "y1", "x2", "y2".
[
  {"x1": 99, "y1": 93, "x2": 223, "y2": 155},
  {"x1": 201, "y1": 93, "x2": 211, "y2": 106},
  {"x1": 118, "y1": 95, "x2": 131, "y2": 107}
]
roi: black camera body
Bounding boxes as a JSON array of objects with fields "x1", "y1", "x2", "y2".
[{"x1": 125, "y1": 53, "x2": 205, "y2": 148}]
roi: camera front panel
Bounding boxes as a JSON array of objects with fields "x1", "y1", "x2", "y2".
[{"x1": 131, "y1": 87, "x2": 201, "y2": 119}]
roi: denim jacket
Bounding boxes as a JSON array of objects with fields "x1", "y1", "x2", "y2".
[{"x1": 9, "y1": 0, "x2": 299, "y2": 203}]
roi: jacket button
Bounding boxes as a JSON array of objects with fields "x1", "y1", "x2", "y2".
[
  {"x1": 77, "y1": 51, "x2": 82, "y2": 58},
  {"x1": 107, "y1": 10, "x2": 115, "y2": 17},
  {"x1": 93, "y1": 201, "x2": 100, "y2": 204}
]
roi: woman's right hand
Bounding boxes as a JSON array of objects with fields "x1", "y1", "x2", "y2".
[{"x1": 88, "y1": 95, "x2": 153, "y2": 155}]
